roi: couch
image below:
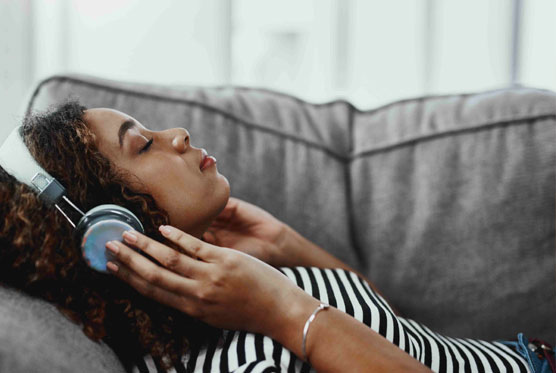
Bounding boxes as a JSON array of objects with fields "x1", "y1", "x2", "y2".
[{"x1": 1, "y1": 74, "x2": 554, "y2": 372}]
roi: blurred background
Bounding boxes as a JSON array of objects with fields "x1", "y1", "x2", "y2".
[{"x1": 1, "y1": 0, "x2": 555, "y2": 141}]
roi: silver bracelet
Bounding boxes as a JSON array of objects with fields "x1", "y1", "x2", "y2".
[{"x1": 302, "y1": 303, "x2": 329, "y2": 363}]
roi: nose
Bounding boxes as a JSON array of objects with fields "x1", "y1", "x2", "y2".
[{"x1": 171, "y1": 128, "x2": 190, "y2": 153}]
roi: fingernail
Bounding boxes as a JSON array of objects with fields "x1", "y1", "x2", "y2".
[
  {"x1": 106, "y1": 241, "x2": 119, "y2": 254},
  {"x1": 123, "y1": 231, "x2": 137, "y2": 243},
  {"x1": 159, "y1": 225, "x2": 171, "y2": 235},
  {"x1": 107, "y1": 261, "x2": 119, "y2": 273}
]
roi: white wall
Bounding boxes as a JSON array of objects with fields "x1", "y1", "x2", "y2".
[
  {"x1": 0, "y1": 0, "x2": 34, "y2": 140},
  {"x1": 33, "y1": 0, "x2": 229, "y2": 85},
  {"x1": 1, "y1": 0, "x2": 555, "y2": 141},
  {"x1": 520, "y1": 0, "x2": 556, "y2": 90},
  {"x1": 429, "y1": 0, "x2": 512, "y2": 93}
]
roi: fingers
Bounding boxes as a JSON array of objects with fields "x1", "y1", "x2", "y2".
[
  {"x1": 202, "y1": 230, "x2": 217, "y2": 244},
  {"x1": 106, "y1": 240, "x2": 197, "y2": 296},
  {"x1": 158, "y1": 225, "x2": 219, "y2": 261},
  {"x1": 107, "y1": 260, "x2": 201, "y2": 318},
  {"x1": 121, "y1": 229, "x2": 206, "y2": 277}
]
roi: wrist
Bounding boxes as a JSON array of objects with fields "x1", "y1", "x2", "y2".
[
  {"x1": 278, "y1": 225, "x2": 347, "y2": 270},
  {"x1": 273, "y1": 224, "x2": 314, "y2": 267},
  {"x1": 265, "y1": 286, "x2": 321, "y2": 357},
  {"x1": 269, "y1": 223, "x2": 304, "y2": 267}
]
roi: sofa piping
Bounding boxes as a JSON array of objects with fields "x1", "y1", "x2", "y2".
[
  {"x1": 27, "y1": 75, "x2": 556, "y2": 163},
  {"x1": 353, "y1": 114, "x2": 556, "y2": 159}
]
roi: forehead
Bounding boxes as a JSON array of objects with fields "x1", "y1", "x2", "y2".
[
  {"x1": 83, "y1": 108, "x2": 142, "y2": 156},
  {"x1": 84, "y1": 108, "x2": 131, "y2": 132}
]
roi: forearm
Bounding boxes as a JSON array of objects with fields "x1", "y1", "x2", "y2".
[
  {"x1": 279, "y1": 224, "x2": 400, "y2": 315},
  {"x1": 267, "y1": 288, "x2": 430, "y2": 373}
]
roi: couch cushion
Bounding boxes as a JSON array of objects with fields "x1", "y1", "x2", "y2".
[
  {"x1": 0, "y1": 285, "x2": 125, "y2": 373},
  {"x1": 351, "y1": 88, "x2": 556, "y2": 342}
]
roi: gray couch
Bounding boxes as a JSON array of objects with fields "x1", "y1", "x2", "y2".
[{"x1": 1, "y1": 74, "x2": 554, "y2": 372}]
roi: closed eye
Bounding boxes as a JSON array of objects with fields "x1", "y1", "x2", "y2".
[{"x1": 139, "y1": 138, "x2": 153, "y2": 154}]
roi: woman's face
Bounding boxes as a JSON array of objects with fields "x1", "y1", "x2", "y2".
[{"x1": 83, "y1": 108, "x2": 230, "y2": 238}]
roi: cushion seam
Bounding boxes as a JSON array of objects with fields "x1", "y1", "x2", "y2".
[
  {"x1": 353, "y1": 114, "x2": 556, "y2": 158},
  {"x1": 344, "y1": 104, "x2": 366, "y2": 268},
  {"x1": 26, "y1": 75, "x2": 350, "y2": 162},
  {"x1": 349, "y1": 86, "x2": 556, "y2": 116},
  {"x1": 213, "y1": 84, "x2": 556, "y2": 115}
]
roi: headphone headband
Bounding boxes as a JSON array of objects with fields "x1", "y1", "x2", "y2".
[{"x1": 0, "y1": 126, "x2": 66, "y2": 206}]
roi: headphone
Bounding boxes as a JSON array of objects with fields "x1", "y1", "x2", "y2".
[{"x1": 0, "y1": 126, "x2": 144, "y2": 273}]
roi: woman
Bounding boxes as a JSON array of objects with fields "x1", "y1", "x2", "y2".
[{"x1": 0, "y1": 101, "x2": 547, "y2": 372}]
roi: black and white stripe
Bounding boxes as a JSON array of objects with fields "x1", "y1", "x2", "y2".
[{"x1": 134, "y1": 267, "x2": 530, "y2": 373}]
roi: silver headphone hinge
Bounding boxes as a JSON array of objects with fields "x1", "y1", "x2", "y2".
[
  {"x1": 54, "y1": 195, "x2": 85, "y2": 229},
  {"x1": 55, "y1": 204, "x2": 77, "y2": 228}
]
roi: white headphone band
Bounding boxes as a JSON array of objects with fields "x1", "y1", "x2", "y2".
[
  {"x1": 0, "y1": 126, "x2": 67, "y2": 206},
  {"x1": 0, "y1": 124, "x2": 145, "y2": 273},
  {"x1": 0, "y1": 125, "x2": 85, "y2": 228}
]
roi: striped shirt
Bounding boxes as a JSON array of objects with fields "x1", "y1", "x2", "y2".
[{"x1": 133, "y1": 267, "x2": 529, "y2": 373}]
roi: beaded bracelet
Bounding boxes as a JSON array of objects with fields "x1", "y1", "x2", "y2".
[{"x1": 302, "y1": 303, "x2": 329, "y2": 363}]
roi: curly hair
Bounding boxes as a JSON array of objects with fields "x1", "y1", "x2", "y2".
[{"x1": 0, "y1": 101, "x2": 221, "y2": 372}]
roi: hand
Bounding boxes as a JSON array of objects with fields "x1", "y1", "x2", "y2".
[
  {"x1": 104, "y1": 225, "x2": 316, "y2": 335},
  {"x1": 202, "y1": 197, "x2": 289, "y2": 267}
]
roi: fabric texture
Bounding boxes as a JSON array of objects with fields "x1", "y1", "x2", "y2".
[
  {"x1": 0, "y1": 74, "x2": 553, "y2": 372},
  {"x1": 135, "y1": 267, "x2": 531, "y2": 373},
  {"x1": 0, "y1": 284, "x2": 126, "y2": 373},
  {"x1": 350, "y1": 89, "x2": 556, "y2": 341}
]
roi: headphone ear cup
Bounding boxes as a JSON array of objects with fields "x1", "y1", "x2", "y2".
[{"x1": 74, "y1": 204, "x2": 144, "y2": 273}]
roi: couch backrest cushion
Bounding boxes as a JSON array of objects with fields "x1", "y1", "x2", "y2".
[
  {"x1": 350, "y1": 89, "x2": 556, "y2": 342},
  {"x1": 25, "y1": 75, "x2": 555, "y2": 345}
]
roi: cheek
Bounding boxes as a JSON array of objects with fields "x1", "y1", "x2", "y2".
[
  {"x1": 142, "y1": 165, "x2": 203, "y2": 206},
  {"x1": 128, "y1": 157, "x2": 215, "y2": 212}
]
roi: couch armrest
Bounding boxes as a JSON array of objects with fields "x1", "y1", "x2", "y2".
[{"x1": 0, "y1": 285, "x2": 126, "y2": 373}]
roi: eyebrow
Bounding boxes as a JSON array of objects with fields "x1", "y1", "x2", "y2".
[{"x1": 118, "y1": 119, "x2": 136, "y2": 148}]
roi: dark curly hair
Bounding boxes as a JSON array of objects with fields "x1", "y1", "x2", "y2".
[{"x1": 0, "y1": 100, "x2": 221, "y2": 372}]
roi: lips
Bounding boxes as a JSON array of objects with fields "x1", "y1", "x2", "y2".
[{"x1": 199, "y1": 148, "x2": 216, "y2": 171}]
